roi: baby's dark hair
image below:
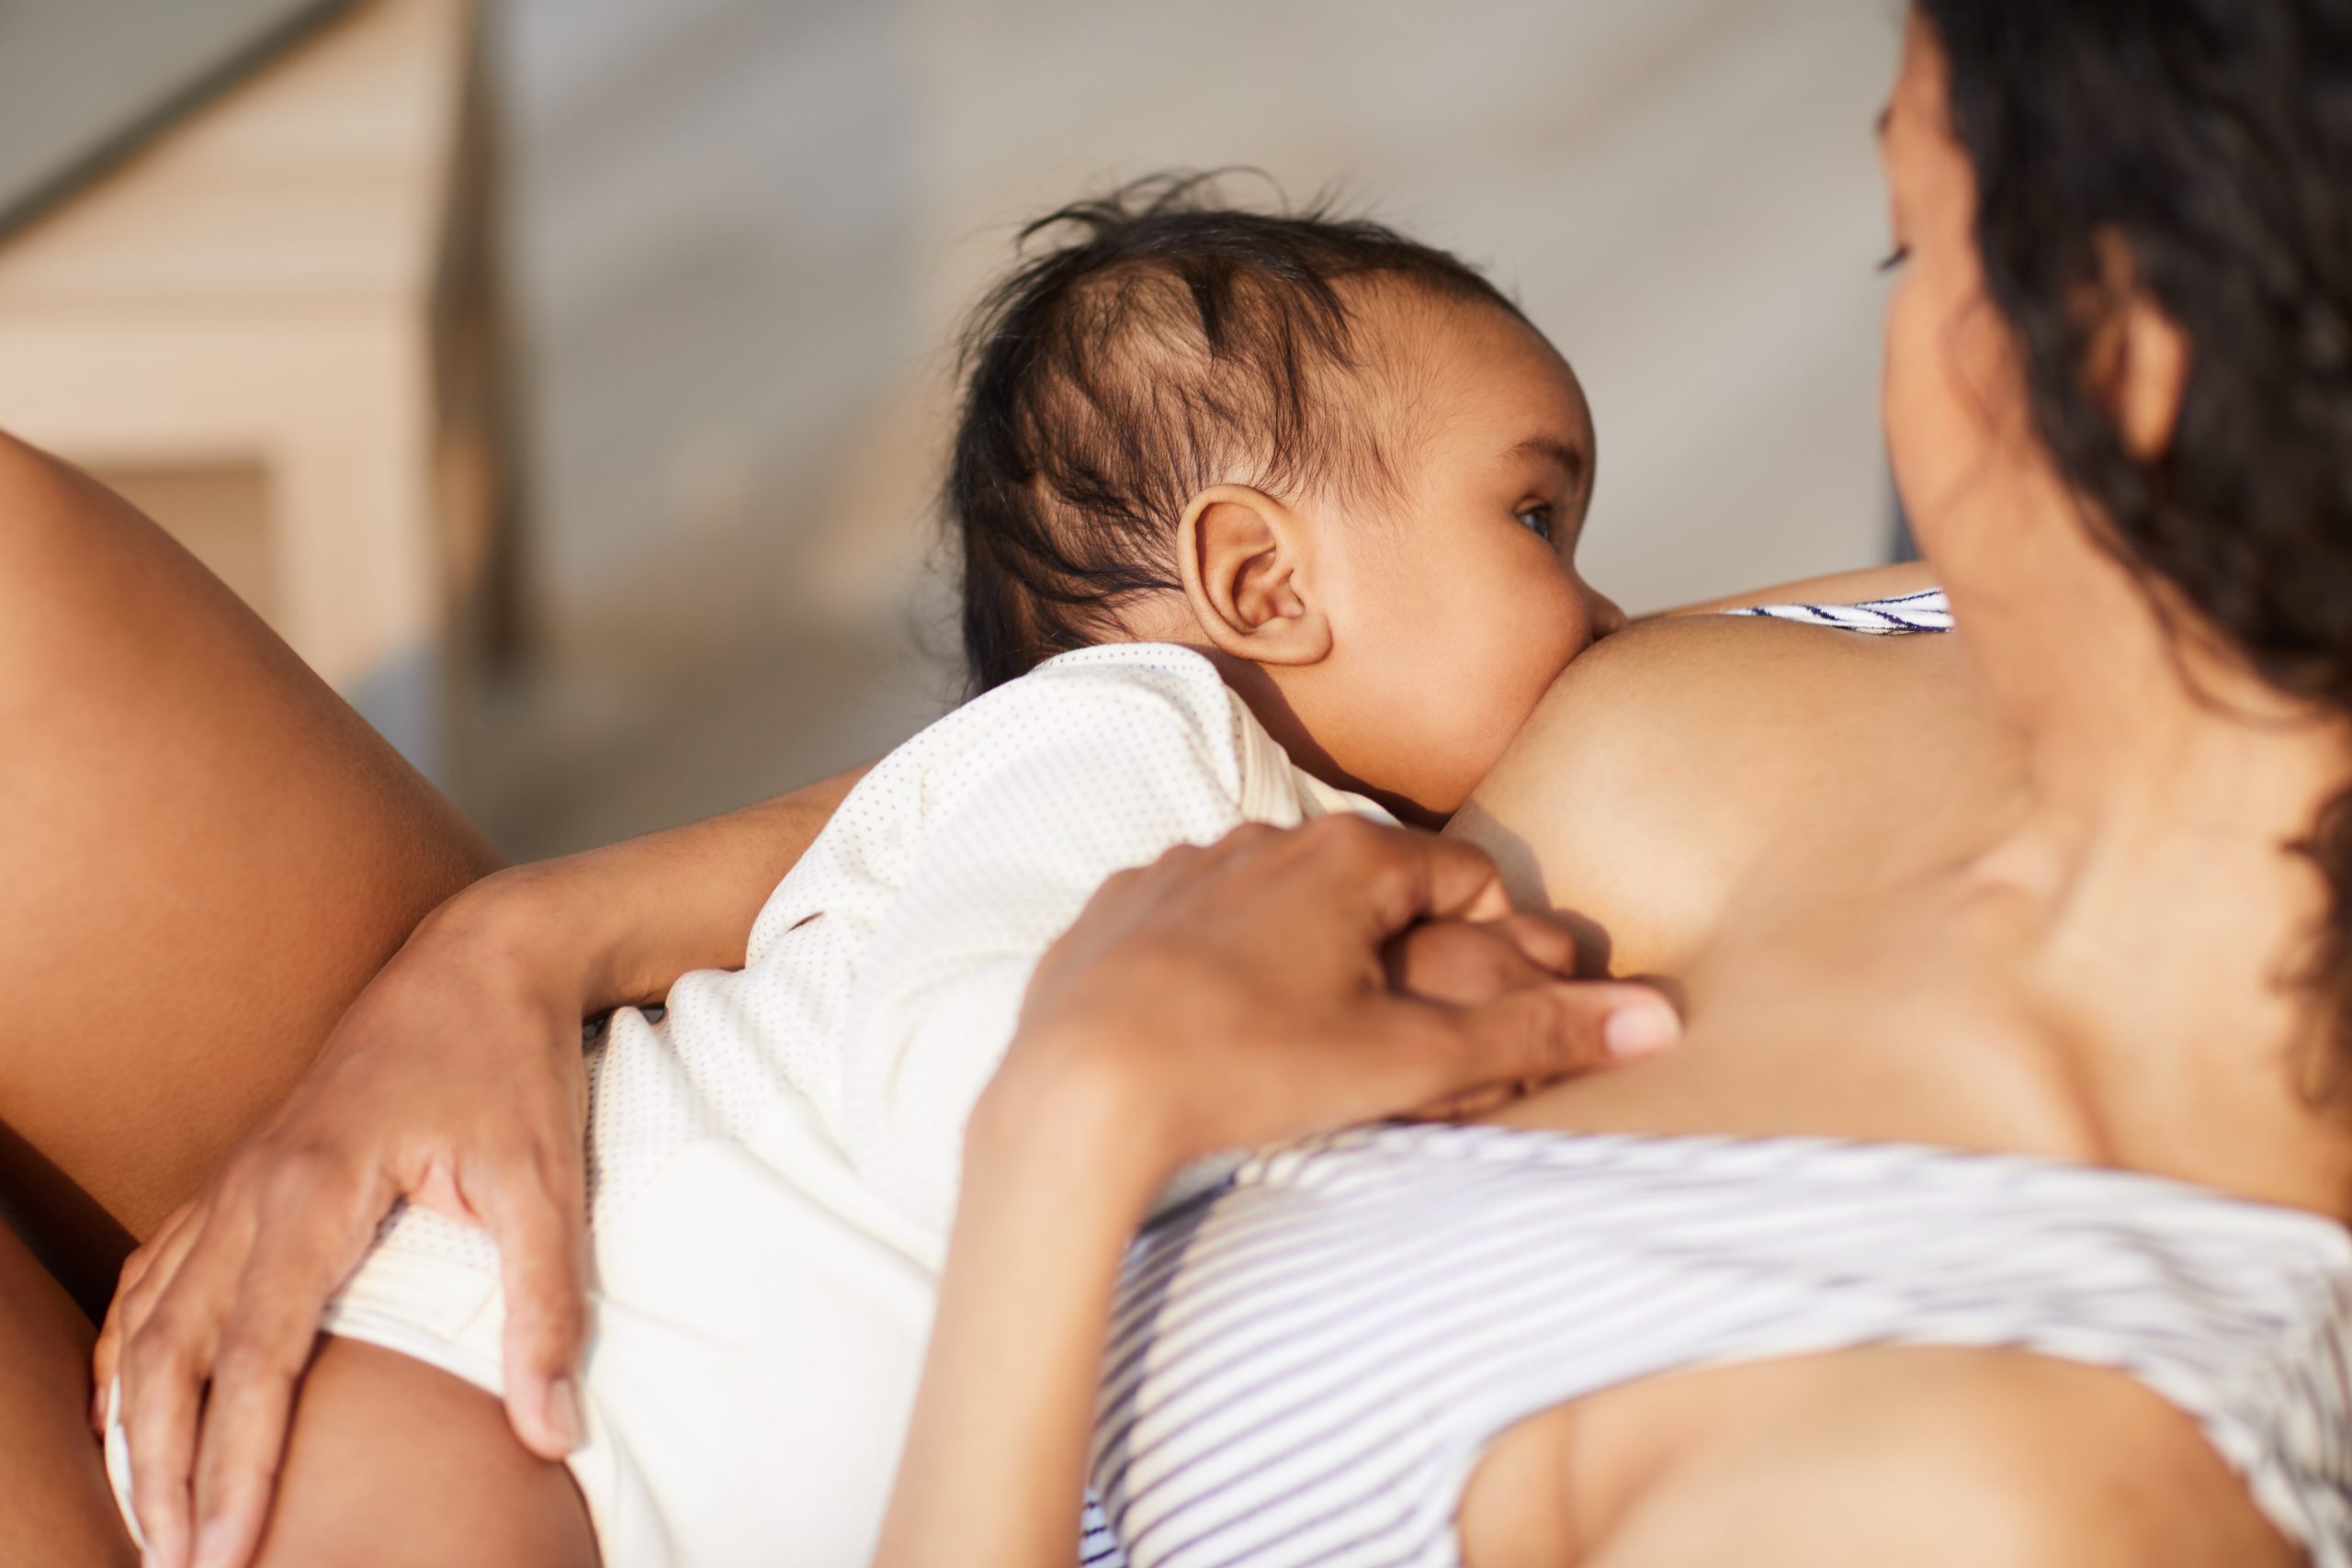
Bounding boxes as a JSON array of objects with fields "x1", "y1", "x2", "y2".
[{"x1": 946, "y1": 172, "x2": 1530, "y2": 692}]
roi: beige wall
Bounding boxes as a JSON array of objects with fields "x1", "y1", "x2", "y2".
[
  {"x1": 0, "y1": 0, "x2": 1871, "y2": 852},
  {"x1": 890, "y1": 0, "x2": 1904, "y2": 615},
  {"x1": 485, "y1": 0, "x2": 1908, "y2": 851},
  {"x1": 0, "y1": 0, "x2": 1917, "y2": 853},
  {"x1": 0, "y1": 0, "x2": 479, "y2": 784},
  {"x1": 478, "y1": 0, "x2": 1905, "y2": 854}
]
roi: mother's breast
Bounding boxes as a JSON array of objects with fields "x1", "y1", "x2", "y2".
[
  {"x1": 1447, "y1": 613, "x2": 2006, "y2": 980},
  {"x1": 1462, "y1": 1343, "x2": 2295, "y2": 1568}
]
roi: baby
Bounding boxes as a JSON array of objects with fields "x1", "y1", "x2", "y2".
[
  {"x1": 108, "y1": 176, "x2": 1947, "y2": 1567},
  {"x1": 945, "y1": 177, "x2": 1621, "y2": 826},
  {"x1": 765, "y1": 175, "x2": 1625, "y2": 1236},
  {"x1": 206, "y1": 177, "x2": 1627, "y2": 1567}
]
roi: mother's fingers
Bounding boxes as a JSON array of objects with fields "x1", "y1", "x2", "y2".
[
  {"x1": 117, "y1": 1149, "x2": 384, "y2": 1568},
  {"x1": 187, "y1": 1197, "x2": 379, "y2": 1568},
  {"x1": 1481, "y1": 913, "x2": 1581, "y2": 977},
  {"x1": 1468, "y1": 978, "x2": 1680, "y2": 1074},
  {"x1": 121, "y1": 1239, "x2": 235, "y2": 1568},
  {"x1": 473, "y1": 1145, "x2": 592, "y2": 1460},
  {"x1": 95, "y1": 1200, "x2": 201, "y2": 1432},
  {"x1": 1012, "y1": 818, "x2": 1679, "y2": 1179},
  {"x1": 1385, "y1": 915, "x2": 1580, "y2": 1008},
  {"x1": 1293, "y1": 816, "x2": 1516, "y2": 933}
]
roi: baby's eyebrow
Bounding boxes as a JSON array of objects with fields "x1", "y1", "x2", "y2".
[{"x1": 1507, "y1": 435, "x2": 1589, "y2": 485}]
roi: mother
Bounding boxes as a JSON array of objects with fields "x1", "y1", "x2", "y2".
[
  {"x1": 6, "y1": 2, "x2": 2351, "y2": 1566},
  {"x1": 887, "y1": 4, "x2": 2352, "y2": 1563}
]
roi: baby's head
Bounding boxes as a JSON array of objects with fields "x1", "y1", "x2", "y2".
[{"x1": 948, "y1": 175, "x2": 1622, "y2": 822}]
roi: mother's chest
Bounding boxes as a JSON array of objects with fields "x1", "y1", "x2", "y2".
[{"x1": 1494, "y1": 879, "x2": 2093, "y2": 1160}]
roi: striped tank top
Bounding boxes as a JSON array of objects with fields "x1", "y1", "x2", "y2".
[
  {"x1": 1728, "y1": 584, "x2": 1952, "y2": 634},
  {"x1": 1085, "y1": 1128, "x2": 2352, "y2": 1568},
  {"x1": 1070, "y1": 586, "x2": 2352, "y2": 1568}
]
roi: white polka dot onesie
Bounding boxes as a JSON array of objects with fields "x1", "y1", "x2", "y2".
[{"x1": 117, "y1": 644, "x2": 1384, "y2": 1568}]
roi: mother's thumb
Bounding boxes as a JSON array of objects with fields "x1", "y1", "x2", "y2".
[{"x1": 1458, "y1": 981, "x2": 1680, "y2": 1083}]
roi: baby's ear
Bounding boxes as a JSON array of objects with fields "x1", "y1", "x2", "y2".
[{"x1": 1177, "y1": 485, "x2": 1334, "y2": 667}]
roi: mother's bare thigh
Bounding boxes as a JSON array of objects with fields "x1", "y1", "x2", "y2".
[
  {"x1": 256, "y1": 1341, "x2": 596, "y2": 1568},
  {"x1": 0, "y1": 1221, "x2": 134, "y2": 1567},
  {"x1": 0, "y1": 431, "x2": 499, "y2": 1302},
  {"x1": 0, "y1": 431, "x2": 502, "y2": 1563}
]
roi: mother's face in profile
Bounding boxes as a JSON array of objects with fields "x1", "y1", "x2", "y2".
[
  {"x1": 1873, "y1": 9, "x2": 2197, "y2": 621},
  {"x1": 1875, "y1": 16, "x2": 2069, "y2": 597}
]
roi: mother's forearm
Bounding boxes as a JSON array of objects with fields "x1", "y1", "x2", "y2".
[
  {"x1": 434, "y1": 763, "x2": 870, "y2": 1013},
  {"x1": 876, "y1": 1063, "x2": 1172, "y2": 1568}
]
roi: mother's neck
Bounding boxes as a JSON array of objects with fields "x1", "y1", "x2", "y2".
[
  {"x1": 1964, "y1": 534, "x2": 2337, "y2": 843},
  {"x1": 1946, "y1": 523, "x2": 2352, "y2": 1213}
]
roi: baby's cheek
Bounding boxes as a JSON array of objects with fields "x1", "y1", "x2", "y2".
[
  {"x1": 1427, "y1": 592, "x2": 1590, "y2": 813},
  {"x1": 1508, "y1": 580, "x2": 1595, "y2": 704}
]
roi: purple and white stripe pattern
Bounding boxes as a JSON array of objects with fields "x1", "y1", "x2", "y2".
[
  {"x1": 1733, "y1": 586, "x2": 1954, "y2": 634},
  {"x1": 1085, "y1": 1125, "x2": 2352, "y2": 1568}
]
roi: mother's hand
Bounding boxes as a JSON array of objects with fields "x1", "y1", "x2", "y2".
[
  {"x1": 879, "y1": 818, "x2": 1680, "y2": 1568},
  {"x1": 85, "y1": 767, "x2": 862, "y2": 1568},
  {"x1": 983, "y1": 815, "x2": 1682, "y2": 1198},
  {"x1": 94, "y1": 876, "x2": 594, "y2": 1568}
]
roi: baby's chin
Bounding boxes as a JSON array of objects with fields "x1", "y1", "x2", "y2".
[
  {"x1": 1341, "y1": 727, "x2": 1537, "y2": 829},
  {"x1": 1288, "y1": 618, "x2": 1602, "y2": 827},
  {"x1": 1283, "y1": 743, "x2": 1458, "y2": 829},
  {"x1": 1438, "y1": 633, "x2": 1603, "y2": 803}
]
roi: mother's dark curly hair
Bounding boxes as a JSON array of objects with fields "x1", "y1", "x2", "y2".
[{"x1": 1917, "y1": 0, "x2": 2352, "y2": 1089}]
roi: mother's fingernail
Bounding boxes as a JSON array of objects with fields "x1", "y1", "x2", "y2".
[
  {"x1": 1604, "y1": 1003, "x2": 1680, "y2": 1058},
  {"x1": 546, "y1": 1376, "x2": 583, "y2": 1451}
]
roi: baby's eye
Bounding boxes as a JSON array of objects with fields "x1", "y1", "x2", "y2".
[{"x1": 1515, "y1": 504, "x2": 1555, "y2": 543}]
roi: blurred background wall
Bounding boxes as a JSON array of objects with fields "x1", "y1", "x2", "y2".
[{"x1": 0, "y1": 0, "x2": 1905, "y2": 860}]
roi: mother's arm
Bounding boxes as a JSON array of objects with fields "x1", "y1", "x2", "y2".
[
  {"x1": 1653, "y1": 558, "x2": 1939, "y2": 617},
  {"x1": 877, "y1": 822, "x2": 2213, "y2": 1568},
  {"x1": 874, "y1": 819, "x2": 1677, "y2": 1566}
]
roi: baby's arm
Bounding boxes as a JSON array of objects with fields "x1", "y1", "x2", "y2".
[
  {"x1": 834, "y1": 659, "x2": 1289, "y2": 1238},
  {"x1": 507, "y1": 762, "x2": 870, "y2": 1002}
]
